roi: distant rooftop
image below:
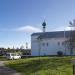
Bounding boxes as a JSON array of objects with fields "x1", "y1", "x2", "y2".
[{"x1": 31, "y1": 31, "x2": 71, "y2": 39}]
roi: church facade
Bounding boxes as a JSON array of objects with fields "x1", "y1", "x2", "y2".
[{"x1": 31, "y1": 31, "x2": 74, "y2": 56}]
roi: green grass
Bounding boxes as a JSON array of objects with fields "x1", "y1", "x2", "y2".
[
  {"x1": 0, "y1": 56, "x2": 7, "y2": 61},
  {"x1": 6, "y1": 57, "x2": 73, "y2": 75}
]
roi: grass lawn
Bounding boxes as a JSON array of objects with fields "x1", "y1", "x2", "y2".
[
  {"x1": 0, "y1": 56, "x2": 7, "y2": 61},
  {"x1": 6, "y1": 57, "x2": 73, "y2": 75}
]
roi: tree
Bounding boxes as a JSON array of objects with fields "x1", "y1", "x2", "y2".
[
  {"x1": 66, "y1": 19, "x2": 75, "y2": 55},
  {"x1": 20, "y1": 45, "x2": 24, "y2": 50}
]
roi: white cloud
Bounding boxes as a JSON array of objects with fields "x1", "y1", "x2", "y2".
[
  {"x1": 0, "y1": 25, "x2": 42, "y2": 33},
  {"x1": 15, "y1": 26, "x2": 42, "y2": 32},
  {"x1": 52, "y1": 26, "x2": 74, "y2": 31}
]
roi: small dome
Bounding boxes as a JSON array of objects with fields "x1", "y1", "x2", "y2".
[{"x1": 42, "y1": 21, "x2": 46, "y2": 27}]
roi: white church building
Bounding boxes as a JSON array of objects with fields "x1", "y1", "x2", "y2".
[{"x1": 31, "y1": 21, "x2": 75, "y2": 56}]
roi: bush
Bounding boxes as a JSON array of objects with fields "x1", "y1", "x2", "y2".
[{"x1": 57, "y1": 51, "x2": 63, "y2": 56}]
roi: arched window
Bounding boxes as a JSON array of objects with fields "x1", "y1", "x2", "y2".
[
  {"x1": 42, "y1": 43, "x2": 45, "y2": 46},
  {"x1": 47, "y1": 43, "x2": 48, "y2": 46},
  {"x1": 58, "y1": 42, "x2": 60, "y2": 45}
]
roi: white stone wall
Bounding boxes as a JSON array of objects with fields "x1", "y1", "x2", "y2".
[
  {"x1": 31, "y1": 35, "x2": 40, "y2": 56},
  {"x1": 38, "y1": 38, "x2": 66, "y2": 55},
  {"x1": 31, "y1": 35, "x2": 74, "y2": 56}
]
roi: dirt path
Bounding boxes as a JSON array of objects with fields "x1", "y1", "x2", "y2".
[{"x1": 0, "y1": 61, "x2": 21, "y2": 75}]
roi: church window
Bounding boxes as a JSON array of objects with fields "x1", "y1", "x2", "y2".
[
  {"x1": 58, "y1": 42, "x2": 60, "y2": 45},
  {"x1": 47, "y1": 43, "x2": 48, "y2": 46},
  {"x1": 62, "y1": 42, "x2": 64, "y2": 45},
  {"x1": 42, "y1": 43, "x2": 45, "y2": 46}
]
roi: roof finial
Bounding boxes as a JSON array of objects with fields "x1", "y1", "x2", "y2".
[{"x1": 42, "y1": 20, "x2": 46, "y2": 32}]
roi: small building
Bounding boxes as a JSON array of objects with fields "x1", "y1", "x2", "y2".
[
  {"x1": 31, "y1": 31, "x2": 72, "y2": 56},
  {"x1": 0, "y1": 48, "x2": 7, "y2": 56},
  {"x1": 21, "y1": 49, "x2": 31, "y2": 56}
]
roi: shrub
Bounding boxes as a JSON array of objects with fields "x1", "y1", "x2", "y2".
[{"x1": 57, "y1": 51, "x2": 63, "y2": 56}]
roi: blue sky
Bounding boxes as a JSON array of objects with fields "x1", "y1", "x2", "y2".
[{"x1": 0, "y1": 0, "x2": 75, "y2": 48}]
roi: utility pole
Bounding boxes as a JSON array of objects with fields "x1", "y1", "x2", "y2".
[{"x1": 64, "y1": 29, "x2": 66, "y2": 55}]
